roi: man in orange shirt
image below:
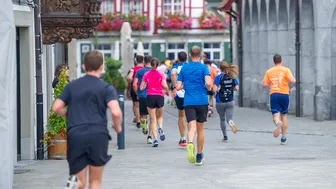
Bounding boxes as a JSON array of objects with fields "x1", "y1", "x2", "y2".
[
  {"x1": 204, "y1": 59, "x2": 217, "y2": 117},
  {"x1": 262, "y1": 54, "x2": 296, "y2": 145}
]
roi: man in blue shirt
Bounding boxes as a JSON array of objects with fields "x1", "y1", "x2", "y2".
[
  {"x1": 133, "y1": 55, "x2": 153, "y2": 144},
  {"x1": 176, "y1": 46, "x2": 212, "y2": 165},
  {"x1": 171, "y1": 51, "x2": 188, "y2": 147}
]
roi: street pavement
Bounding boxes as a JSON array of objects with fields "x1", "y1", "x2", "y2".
[{"x1": 14, "y1": 100, "x2": 336, "y2": 189}]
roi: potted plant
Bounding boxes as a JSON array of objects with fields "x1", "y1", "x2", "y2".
[
  {"x1": 103, "y1": 57, "x2": 127, "y2": 95},
  {"x1": 43, "y1": 69, "x2": 68, "y2": 160},
  {"x1": 198, "y1": 12, "x2": 226, "y2": 29},
  {"x1": 155, "y1": 13, "x2": 193, "y2": 30}
]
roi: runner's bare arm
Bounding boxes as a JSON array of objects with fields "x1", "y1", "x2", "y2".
[
  {"x1": 234, "y1": 86, "x2": 239, "y2": 91},
  {"x1": 205, "y1": 75, "x2": 212, "y2": 90},
  {"x1": 52, "y1": 99, "x2": 67, "y2": 117},
  {"x1": 262, "y1": 72, "x2": 270, "y2": 87},
  {"x1": 126, "y1": 71, "x2": 134, "y2": 83},
  {"x1": 176, "y1": 81, "x2": 184, "y2": 90},
  {"x1": 140, "y1": 81, "x2": 147, "y2": 91},
  {"x1": 107, "y1": 100, "x2": 122, "y2": 133},
  {"x1": 161, "y1": 79, "x2": 170, "y2": 95},
  {"x1": 212, "y1": 84, "x2": 218, "y2": 93},
  {"x1": 288, "y1": 74, "x2": 296, "y2": 84},
  {"x1": 171, "y1": 69, "x2": 178, "y2": 87},
  {"x1": 133, "y1": 78, "x2": 138, "y2": 93}
]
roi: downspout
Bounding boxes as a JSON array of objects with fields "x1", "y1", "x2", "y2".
[
  {"x1": 229, "y1": 14, "x2": 233, "y2": 62},
  {"x1": 295, "y1": 0, "x2": 301, "y2": 117},
  {"x1": 237, "y1": 0, "x2": 243, "y2": 107}
]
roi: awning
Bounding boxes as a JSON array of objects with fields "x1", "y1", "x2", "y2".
[{"x1": 217, "y1": 0, "x2": 240, "y2": 19}]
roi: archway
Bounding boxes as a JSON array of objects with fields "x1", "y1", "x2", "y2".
[
  {"x1": 250, "y1": 0, "x2": 259, "y2": 108},
  {"x1": 258, "y1": 0, "x2": 268, "y2": 109},
  {"x1": 243, "y1": 0, "x2": 251, "y2": 107},
  {"x1": 300, "y1": 0, "x2": 315, "y2": 117},
  {"x1": 331, "y1": 7, "x2": 336, "y2": 119}
]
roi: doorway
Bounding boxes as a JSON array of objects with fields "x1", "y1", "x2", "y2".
[{"x1": 16, "y1": 27, "x2": 21, "y2": 161}]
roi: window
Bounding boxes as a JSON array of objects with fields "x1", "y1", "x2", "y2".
[
  {"x1": 101, "y1": 0, "x2": 114, "y2": 14},
  {"x1": 164, "y1": 0, "x2": 183, "y2": 14},
  {"x1": 167, "y1": 43, "x2": 185, "y2": 60},
  {"x1": 134, "y1": 43, "x2": 150, "y2": 58},
  {"x1": 93, "y1": 43, "x2": 115, "y2": 73},
  {"x1": 123, "y1": 0, "x2": 142, "y2": 14},
  {"x1": 203, "y1": 42, "x2": 222, "y2": 63}
]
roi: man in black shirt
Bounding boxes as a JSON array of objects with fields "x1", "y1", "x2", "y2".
[{"x1": 52, "y1": 50, "x2": 122, "y2": 189}]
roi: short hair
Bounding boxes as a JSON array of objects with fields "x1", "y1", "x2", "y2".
[
  {"x1": 84, "y1": 50, "x2": 104, "y2": 72},
  {"x1": 144, "y1": 55, "x2": 152, "y2": 63},
  {"x1": 151, "y1": 58, "x2": 160, "y2": 69},
  {"x1": 190, "y1": 45, "x2": 201, "y2": 58},
  {"x1": 178, "y1": 51, "x2": 187, "y2": 62},
  {"x1": 204, "y1": 59, "x2": 212, "y2": 65},
  {"x1": 136, "y1": 55, "x2": 144, "y2": 64},
  {"x1": 273, "y1": 54, "x2": 282, "y2": 64}
]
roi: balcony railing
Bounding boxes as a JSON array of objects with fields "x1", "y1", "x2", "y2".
[{"x1": 12, "y1": 0, "x2": 28, "y2": 5}]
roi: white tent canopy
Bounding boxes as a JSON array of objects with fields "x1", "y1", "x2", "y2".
[{"x1": 0, "y1": 0, "x2": 16, "y2": 188}]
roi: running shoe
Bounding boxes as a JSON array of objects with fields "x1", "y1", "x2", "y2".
[
  {"x1": 273, "y1": 121, "x2": 282, "y2": 138},
  {"x1": 187, "y1": 143, "x2": 196, "y2": 163},
  {"x1": 136, "y1": 122, "x2": 141, "y2": 129},
  {"x1": 281, "y1": 136, "x2": 287, "y2": 145},
  {"x1": 65, "y1": 175, "x2": 79, "y2": 189},
  {"x1": 222, "y1": 136, "x2": 228, "y2": 142},
  {"x1": 158, "y1": 128, "x2": 165, "y2": 141},
  {"x1": 195, "y1": 153, "x2": 205, "y2": 166},
  {"x1": 141, "y1": 120, "x2": 148, "y2": 135},
  {"x1": 152, "y1": 140, "x2": 159, "y2": 147},
  {"x1": 178, "y1": 139, "x2": 187, "y2": 147},
  {"x1": 147, "y1": 136, "x2": 153, "y2": 144},
  {"x1": 228, "y1": 120, "x2": 238, "y2": 134}
]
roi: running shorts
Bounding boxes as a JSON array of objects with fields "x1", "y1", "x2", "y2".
[
  {"x1": 175, "y1": 96, "x2": 184, "y2": 110},
  {"x1": 130, "y1": 88, "x2": 139, "y2": 102},
  {"x1": 270, "y1": 93, "x2": 289, "y2": 115},
  {"x1": 184, "y1": 105, "x2": 208, "y2": 123},
  {"x1": 146, "y1": 95, "x2": 164, "y2": 109},
  {"x1": 139, "y1": 97, "x2": 148, "y2": 116},
  {"x1": 67, "y1": 128, "x2": 111, "y2": 175}
]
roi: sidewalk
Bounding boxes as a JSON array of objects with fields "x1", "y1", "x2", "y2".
[{"x1": 13, "y1": 100, "x2": 336, "y2": 189}]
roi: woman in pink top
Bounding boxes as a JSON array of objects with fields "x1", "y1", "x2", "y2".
[{"x1": 140, "y1": 58, "x2": 170, "y2": 147}]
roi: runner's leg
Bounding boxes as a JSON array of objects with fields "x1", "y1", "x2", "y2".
[
  {"x1": 88, "y1": 166, "x2": 104, "y2": 189},
  {"x1": 148, "y1": 107, "x2": 159, "y2": 146},
  {"x1": 216, "y1": 103, "x2": 228, "y2": 140}
]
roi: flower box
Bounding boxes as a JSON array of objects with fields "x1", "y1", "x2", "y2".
[
  {"x1": 155, "y1": 13, "x2": 192, "y2": 30},
  {"x1": 94, "y1": 13, "x2": 150, "y2": 32},
  {"x1": 198, "y1": 12, "x2": 227, "y2": 30}
]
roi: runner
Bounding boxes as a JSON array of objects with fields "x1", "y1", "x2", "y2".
[
  {"x1": 171, "y1": 52, "x2": 188, "y2": 147},
  {"x1": 140, "y1": 58, "x2": 170, "y2": 147},
  {"x1": 133, "y1": 55, "x2": 153, "y2": 144},
  {"x1": 204, "y1": 59, "x2": 217, "y2": 117},
  {"x1": 52, "y1": 50, "x2": 122, "y2": 189},
  {"x1": 176, "y1": 46, "x2": 212, "y2": 165},
  {"x1": 127, "y1": 55, "x2": 144, "y2": 128},
  {"x1": 212, "y1": 61, "x2": 239, "y2": 142},
  {"x1": 262, "y1": 54, "x2": 296, "y2": 145}
]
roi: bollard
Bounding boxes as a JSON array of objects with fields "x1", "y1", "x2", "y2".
[{"x1": 117, "y1": 95, "x2": 125, "y2": 150}]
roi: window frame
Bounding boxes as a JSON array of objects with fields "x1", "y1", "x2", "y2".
[
  {"x1": 203, "y1": 42, "x2": 223, "y2": 63},
  {"x1": 123, "y1": 0, "x2": 143, "y2": 14},
  {"x1": 163, "y1": 0, "x2": 183, "y2": 14},
  {"x1": 166, "y1": 42, "x2": 186, "y2": 61},
  {"x1": 133, "y1": 43, "x2": 151, "y2": 58},
  {"x1": 100, "y1": 0, "x2": 114, "y2": 14},
  {"x1": 92, "y1": 43, "x2": 115, "y2": 73}
]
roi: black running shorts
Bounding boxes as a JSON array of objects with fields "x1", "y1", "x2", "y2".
[
  {"x1": 184, "y1": 105, "x2": 208, "y2": 123},
  {"x1": 67, "y1": 129, "x2": 111, "y2": 175},
  {"x1": 130, "y1": 88, "x2": 139, "y2": 102},
  {"x1": 139, "y1": 97, "x2": 149, "y2": 116},
  {"x1": 174, "y1": 96, "x2": 184, "y2": 110},
  {"x1": 146, "y1": 95, "x2": 164, "y2": 109}
]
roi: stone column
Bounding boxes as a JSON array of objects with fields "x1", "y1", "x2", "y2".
[
  {"x1": 120, "y1": 22, "x2": 134, "y2": 77},
  {"x1": 68, "y1": 39, "x2": 78, "y2": 80},
  {"x1": 242, "y1": 0, "x2": 251, "y2": 107}
]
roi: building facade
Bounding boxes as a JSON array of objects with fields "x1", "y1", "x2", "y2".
[
  {"x1": 241, "y1": 0, "x2": 336, "y2": 121},
  {"x1": 76, "y1": 0, "x2": 231, "y2": 77}
]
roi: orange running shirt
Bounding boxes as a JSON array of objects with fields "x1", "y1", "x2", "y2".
[
  {"x1": 208, "y1": 66, "x2": 217, "y2": 82},
  {"x1": 263, "y1": 66, "x2": 293, "y2": 95}
]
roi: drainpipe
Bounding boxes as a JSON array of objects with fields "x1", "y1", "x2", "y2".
[
  {"x1": 229, "y1": 14, "x2": 233, "y2": 62},
  {"x1": 30, "y1": 0, "x2": 44, "y2": 160},
  {"x1": 295, "y1": 0, "x2": 301, "y2": 117},
  {"x1": 237, "y1": 0, "x2": 243, "y2": 107}
]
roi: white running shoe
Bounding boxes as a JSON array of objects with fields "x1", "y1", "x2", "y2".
[{"x1": 65, "y1": 175, "x2": 79, "y2": 189}]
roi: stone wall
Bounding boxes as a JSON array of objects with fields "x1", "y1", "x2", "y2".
[{"x1": 241, "y1": 0, "x2": 336, "y2": 121}]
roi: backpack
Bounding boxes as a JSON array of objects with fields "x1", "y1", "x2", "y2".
[{"x1": 217, "y1": 74, "x2": 235, "y2": 103}]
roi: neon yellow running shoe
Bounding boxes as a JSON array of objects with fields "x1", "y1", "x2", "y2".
[
  {"x1": 140, "y1": 120, "x2": 148, "y2": 135},
  {"x1": 187, "y1": 143, "x2": 196, "y2": 163}
]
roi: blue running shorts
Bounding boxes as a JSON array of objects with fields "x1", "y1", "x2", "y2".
[{"x1": 270, "y1": 93, "x2": 290, "y2": 115}]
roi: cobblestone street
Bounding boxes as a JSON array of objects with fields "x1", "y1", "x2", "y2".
[{"x1": 14, "y1": 101, "x2": 336, "y2": 189}]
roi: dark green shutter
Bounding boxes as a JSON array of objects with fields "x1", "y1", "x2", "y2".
[
  {"x1": 187, "y1": 42, "x2": 202, "y2": 61},
  {"x1": 151, "y1": 43, "x2": 166, "y2": 61},
  {"x1": 224, "y1": 42, "x2": 231, "y2": 63}
]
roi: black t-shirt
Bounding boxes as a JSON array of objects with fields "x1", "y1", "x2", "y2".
[{"x1": 58, "y1": 75, "x2": 118, "y2": 133}]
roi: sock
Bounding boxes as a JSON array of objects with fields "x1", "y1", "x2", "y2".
[{"x1": 281, "y1": 135, "x2": 286, "y2": 139}]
